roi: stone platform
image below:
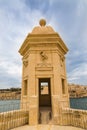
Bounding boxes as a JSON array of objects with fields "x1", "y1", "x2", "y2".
[{"x1": 11, "y1": 125, "x2": 84, "y2": 130}]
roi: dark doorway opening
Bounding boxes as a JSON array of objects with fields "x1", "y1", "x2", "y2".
[
  {"x1": 39, "y1": 78, "x2": 51, "y2": 107},
  {"x1": 39, "y1": 78, "x2": 52, "y2": 124}
]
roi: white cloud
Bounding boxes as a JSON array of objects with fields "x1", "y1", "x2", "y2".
[
  {"x1": 0, "y1": 60, "x2": 21, "y2": 77},
  {"x1": 0, "y1": 0, "x2": 87, "y2": 88},
  {"x1": 67, "y1": 63, "x2": 87, "y2": 85},
  {"x1": 0, "y1": 0, "x2": 45, "y2": 88}
]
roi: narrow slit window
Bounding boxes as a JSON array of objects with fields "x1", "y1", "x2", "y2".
[
  {"x1": 62, "y1": 79, "x2": 65, "y2": 94},
  {"x1": 24, "y1": 80, "x2": 27, "y2": 95}
]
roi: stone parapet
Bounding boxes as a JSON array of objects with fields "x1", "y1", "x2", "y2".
[
  {"x1": 61, "y1": 108, "x2": 87, "y2": 129},
  {"x1": 0, "y1": 110, "x2": 28, "y2": 130}
]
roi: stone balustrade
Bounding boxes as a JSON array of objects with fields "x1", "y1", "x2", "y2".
[
  {"x1": 0, "y1": 109, "x2": 28, "y2": 130},
  {"x1": 0, "y1": 106, "x2": 87, "y2": 130},
  {"x1": 61, "y1": 108, "x2": 87, "y2": 129}
]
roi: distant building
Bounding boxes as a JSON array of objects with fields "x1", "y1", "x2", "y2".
[{"x1": 68, "y1": 84, "x2": 87, "y2": 98}]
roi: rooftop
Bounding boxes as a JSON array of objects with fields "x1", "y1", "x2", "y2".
[{"x1": 31, "y1": 19, "x2": 55, "y2": 34}]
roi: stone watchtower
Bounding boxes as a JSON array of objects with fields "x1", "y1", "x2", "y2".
[{"x1": 19, "y1": 19, "x2": 69, "y2": 125}]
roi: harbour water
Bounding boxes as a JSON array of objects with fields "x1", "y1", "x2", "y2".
[
  {"x1": 70, "y1": 97, "x2": 87, "y2": 110},
  {"x1": 0, "y1": 99, "x2": 20, "y2": 112},
  {"x1": 0, "y1": 98, "x2": 87, "y2": 112}
]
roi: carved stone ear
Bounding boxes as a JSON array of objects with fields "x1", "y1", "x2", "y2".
[
  {"x1": 40, "y1": 51, "x2": 48, "y2": 61},
  {"x1": 40, "y1": 51, "x2": 43, "y2": 55},
  {"x1": 60, "y1": 56, "x2": 65, "y2": 66},
  {"x1": 23, "y1": 60, "x2": 28, "y2": 67}
]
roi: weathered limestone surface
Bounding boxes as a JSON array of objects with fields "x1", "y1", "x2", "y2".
[
  {"x1": 1, "y1": 19, "x2": 87, "y2": 130},
  {"x1": 0, "y1": 110, "x2": 28, "y2": 130},
  {"x1": 0, "y1": 19, "x2": 87, "y2": 130},
  {"x1": 62, "y1": 108, "x2": 87, "y2": 129},
  {"x1": 18, "y1": 19, "x2": 87, "y2": 129},
  {"x1": 19, "y1": 19, "x2": 69, "y2": 125}
]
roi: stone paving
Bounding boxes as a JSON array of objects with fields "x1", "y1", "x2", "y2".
[{"x1": 11, "y1": 125, "x2": 85, "y2": 130}]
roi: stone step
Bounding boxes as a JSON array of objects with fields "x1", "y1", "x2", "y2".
[{"x1": 39, "y1": 110, "x2": 52, "y2": 124}]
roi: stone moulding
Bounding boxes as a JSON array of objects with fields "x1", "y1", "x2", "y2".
[
  {"x1": 36, "y1": 63, "x2": 53, "y2": 71},
  {"x1": 19, "y1": 33, "x2": 68, "y2": 56},
  {"x1": 35, "y1": 66, "x2": 53, "y2": 71}
]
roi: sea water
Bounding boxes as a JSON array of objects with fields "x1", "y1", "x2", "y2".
[
  {"x1": 0, "y1": 98, "x2": 87, "y2": 112},
  {"x1": 0, "y1": 99, "x2": 20, "y2": 112},
  {"x1": 70, "y1": 97, "x2": 87, "y2": 110}
]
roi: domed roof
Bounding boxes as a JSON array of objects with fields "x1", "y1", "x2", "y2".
[{"x1": 31, "y1": 19, "x2": 55, "y2": 34}]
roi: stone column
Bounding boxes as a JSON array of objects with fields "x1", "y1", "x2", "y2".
[{"x1": 29, "y1": 96, "x2": 38, "y2": 125}]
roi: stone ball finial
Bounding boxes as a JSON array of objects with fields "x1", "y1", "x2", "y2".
[{"x1": 39, "y1": 19, "x2": 46, "y2": 26}]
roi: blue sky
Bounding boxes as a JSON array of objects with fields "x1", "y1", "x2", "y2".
[{"x1": 0, "y1": 0, "x2": 87, "y2": 89}]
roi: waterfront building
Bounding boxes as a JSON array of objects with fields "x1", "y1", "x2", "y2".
[{"x1": 19, "y1": 19, "x2": 69, "y2": 125}]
